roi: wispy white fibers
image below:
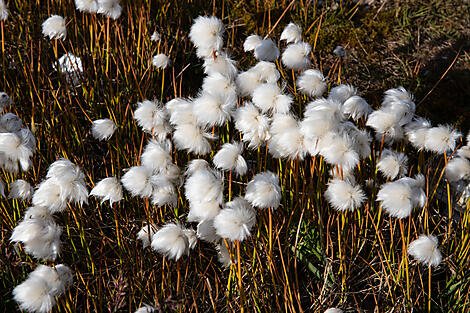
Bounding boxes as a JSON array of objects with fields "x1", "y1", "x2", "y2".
[
  {"x1": 0, "y1": 0, "x2": 9, "y2": 20},
  {"x1": 377, "y1": 149, "x2": 408, "y2": 180},
  {"x1": 189, "y1": 16, "x2": 224, "y2": 58},
  {"x1": 282, "y1": 42, "x2": 311, "y2": 70},
  {"x1": 140, "y1": 139, "x2": 172, "y2": 173},
  {"x1": 196, "y1": 219, "x2": 220, "y2": 243},
  {"x1": 121, "y1": 166, "x2": 153, "y2": 198},
  {"x1": 183, "y1": 227, "x2": 198, "y2": 250},
  {"x1": 0, "y1": 92, "x2": 12, "y2": 112},
  {"x1": 377, "y1": 175, "x2": 426, "y2": 218},
  {"x1": 10, "y1": 214, "x2": 62, "y2": 260},
  {"x1": 280, "y1": 23, "x2": 302, "y2": 44},
  {"x1": 297, "y1": 69, "x2": 326, "y2": 98},
  {"x1": 32, "y1": 180, "x2": 67, "y2": 213},
  {"x1": 150, "y1": 174, "x2": 177, "y2": 207},
  {"x1": 135, "y1": 305, "x2": 155, "y2": 313},
  {"x1": 445, "y1": 157, "x2": 470, "y2": 182},
  {"x1": 0, "y1": 131, "x2": 35, "y2": 172},
  {"x1": 366, "y1": 109, "x2": 403, "y2": 142},
  {"x1": 166, "y1": 97, "x2": 196, "y2": 125},
  {"x1": 137, "y1": 223, "x2": 157, "y2": 248},
  {"x1": 150, "y1": 31, "x2": 160, "y2": 42},
  {"x1": 324, "y1": 309, "x2": 343, "y2": 313},
  {"x1": 325, "y1": 178, "x2": 366, "y2": 212},
  {"x1": 234, "y1": 102, "x2": 271, "y2": 149},
  {"x1": 134, "y1": 99, "x2": 171, "y2": 140},
  {"x1": 407, "y1": 234, "x2": 442, "y2": 267},
  {"x1": 9, "y1": 179, "x2": 34, "y2": 201},
  {"x1": 236, "y1": 61, "x2": 279, "y2": 97},
  {"x1": 75, "y1": 0, "x2": 98, "y2": 13},
  {"x1": 405, "y1": 116, "x2": 431, "y2": 150},
  {"x1": 213, "y1": 142, "x2": 247, "y2": 176},
  {"x1": 243, "y1": 34, "x2": 261, "y2": 52},
  {"x1": 55, "y1": 53, "x2": 83, "y2": 86},
  {"x1": 214, "y1": 197, "x2": 256, "y2": 242},
  {"x1": 97, "y1": 0, "x2": 122, "y2": 19},
  {"x1": 328, "y1": 84, "x2": 357, "y2": 104},
  {"x1": 1, "y1": 112, "x2": 23, "y2": 132},
  {"x1": 173, "y1": 123, "x2": 214, "y2": 155},
  {"x1": 456, "y1": 146, "x2": 470, "y2": 159},
  {"x1": 201, "y1": 72, "x2": 237, "y2": 108},
  {"x1": 92, "y1": 118, "x2": 116, "y2": 140},
  {"x1": 381, "y1": 86, "x2": 415, "y2": 126},
  {"x1": 90, "y1": 177, "x2": 123, "y2": 205},
  {"x1": 42, "y1": 15, "x2": 67, "y2": 40},
  {"x1": 203, "y1": 51, "x2": 238, "y2": 79},
  {"x1": 152, "y1": 53, "x2": 170, "y2": 69},
  {"x1": 269, "y1": 113, "x2": 307, "y2": 160},
  {"x1": 342, "y1": 96, "x2": 372, "y2": 120},
  {"x1": 319, "y1": 132, "x2": 359, "y2": 171},
  {"x1": 304, "y1": 97, "x2": 345, "y2": 123},
  {"x1": 217, "y1": 241, "x2": 233, "y2": 267},
  {"x1": 13, "y1": 264, "x2": 73, "y2": 313},
  {"x1": 151, "y1": 223, "x2": 190, "y2": 260},
  {"x1": 245, "y1": 171, "x2": 281, "y2": 209},
  {"x1": 424, "y1": 125, "x2": 461, "y2": 154},
  {"x1": 193, "y1": 92, "x2": 234, "y2": 127},
  {"x1": 254, "y1": 38, "x2": 280, "y2": 61},
  {"x1": 252, "y1": 83, "x2": 292, "y2": 114}
]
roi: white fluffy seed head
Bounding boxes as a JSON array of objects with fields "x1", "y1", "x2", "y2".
[
  {"x1": 245, "y1": 171, "x2": 281, "y2": 209},
  {"x1": 42, "y1": 15, "x2": 67, "y2": 40},
  {"x1": 75, "y1": 0, "x2": 98, "y2": 13},
  {"x1": 135, "y1": 306, "x2": 155, "y2": 313},
  {"x1": 193, "y1": 92, "x2": 234, "y2": 127},
  {"x1": 173, "y1": 123, "x2": 213, "y2": 155},
  {"x1": 382, "y1": 87, "x2": 415, "y2": 126},
  {"x1": 152, "y1": 53, "x2": 170, "y2": 69},
  {"x1": 254, "y1": 39, "x2": 280, "y2": 61},
  {"x1": 189, "y1": 16, "x2": 224, "y2": 58},
  {"x1": 121, "y1": 166, "x2": 153, "y2": 198},
  {"x1": 269, "y1": 116, "x2": 306, "y2": 160},
  {"x1": 185, "y1": 167, "x2": 223, "y2": 207},
  {"x1": 325, "y1": 178, "x2": 366, "y2": 212},
  {"x1": 377, "y1": 181, "x2": 413, "y2": 219},
  {"x1": 0, "y1": 0, "x2": 9, "y2": 21},
  {"x1": 203, "y1": 51, "x2": 237, "y2": 79},
  {"x1": 134, "y1": 99, "x2": 170, "y2": 140},
  {"x1": 92, "y1": 118, "x2": 116, "y2": 140},
  {"x1": 97, "y1": 0, "x2": 122, "y2": 19},
  {"x1": 377, "y1": 149, "x2": 409, "y2": 179},
  {"x1": 342, "y1": 96, "x2": 371, "y2": 120},
  {"x1": 150, "y1": 174, "x2": 177, "y2": 207},
  {"x1": 456, "y1": 146, "x2": 470, "y2": 159},
  {"x1": 297, "y1": 69, "x2": 326, "y2": 98},
  {"x1": 424, "y1": 125, "x2": 461, "y2": 154},
  {"x1": 445, "y1": 157, "x2": 470, "y2": 182},
  {"x1": 281, "y1": 42, "x2": 311, "y2": 70},
  {"x1": 9, "y1": 179, "x2": 34, "y2": 201},
  {"x1": 90, "y1": 177, "x2": 123, "y2": 205},
  {"x1": 213, "y1": 142, "x2": 247, "y2": 176},
  {"x1": 1, "y1": 112, "x2": 23, "y2": 132},
  {"x1": 214, "y1": 197, "x2": 256, "y2": 242},
  {"x1": 151, "y1": 223, "x2": 189, "y2": 261},
  {"x1": 216, "y1": 241, "x2": 233, "y2": 267},
  {"x1": 151, "y1": 31, "x2": 160, "y2": 42},
  {"x1": 366, "y1": 109, "x2": 403, "y2": 142},
  {"x1": 328, "y1": 84, "x2": 357, "y2": 104},
  {"x1": 252, "y1": 83, "x2": 292, "y2": 114},
  {"x1": 140, "y1": 139, "x2": 172, "y2": 173},
  {"x1": 32, "y1": 179, "x2": 67, "y2": 213},
  {"x1": 137, "y1": 223, "x2": 157, "y2": 248},
  {"x1": 202, "y1": 72, "x2": 237, "y2": 108},
  {"x1": 196, "y1": 219, "x2": 220, "y2": 243},
  {"x1": 55, "y1": 53, "x2": 83, "y2": 85},
  {"x1": 319, "y1": 132, "x2": 359, "y2": 171},
  {"x1": 0, "y1": 132, "x2": 34, "y2": 172},
  {"x1": 243, "y1": 34, "x2": 261, "y2": 52},
  {"x1": 407, "y1": 234, "x2": 442, "y2": 267},
  {"x1": 280, "y1": 23, "x2": 302, "y2": 44},
  {"x1": 234, "y1": 102, "x2": 271, "y2": 149}
]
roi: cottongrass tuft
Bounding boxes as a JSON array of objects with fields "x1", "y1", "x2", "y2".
[
  {"x1": 134, "y1": 99, "x2": 170, "y2": 140},
  {"x1": 234, "y1": 102, "x2": 271, "y2": 149},
  {"x1": 121, "y1": 166, "x2": 153, "y2": 198},
  {"x1": 214, "y1": 197, "x2": 256, "y2": 242},
  {"x1": 0, "y1": 0, "x2": 8, "y2": 20},
  {"x1": 377, "y1": 149, "x2": 408, "y2": 180},
  {"x1": 150, "y1": 31, "x2": 160, "y2": 42},
  {"x1": 151, "y1": 223, "x2": 190, "y2": 261},
  {"x1": 135, "y1": 305, "x2": 155, "y2": 313},
  {"x1": 90, "y1": 177, "x2": 123, "y2": 205},
  {"x1": 243, "y1": 34, "x2": 261, "y2": 52},
  {"x1": 297, "y1": 69, "x2": 326, "y2": 98},
  {"x1": 342, "y1": 95, "x2": 371, "y2": 120},
  {"x1": 254, "y1": 38, "x2": 280, "y2": 61},
  {"x1": 140, "y1": 139, "x2": 172, "y2": 172},
  {"x1": 407, "y1": 234, "x2": 442, "y2": 267},
  {"x1": 42, "y1": 15, "x2": 67, "y2": 40},
  {"x1": 328, "y1": 84, "x2": 356, "y2": 104},
  {"x1": 75, "y1": 0, "x2": 98, "y2": 13},
  {"x1": 445, "y1": 157, "x2": 470, "y2": 182},
  {"x1": 152, "y1": 53, "x2": 170, "y2": 69},
  {"x1": 281, "y1": 42, "x2": 311, "y2": 70},
  {"x1": 137, "y1": 223, "x2": 157, "y2": 248},
  {"x1": 213, "y1": 142, "x2": 247, "y2": 176},
  {"x1": 0, "y1": 91, "x2": 12, "y2": 112},
  {"x1": 280, "y1": 22, "x2": 302, "y2": 44},
  {"x1": 189, "y1": 16, "x2": 224, "y2": 58},
  {"x1": 91, "y1": 118, "x2": 117, "y2": 141},
  {"x1": 252, "y1": 83, "x2": 292, "y2": 114},
  {"x1": 55, "y1": 53, "x2": 83, "y2": 86},
  {"x1": 424, "y1": 125, "x2": 461, "y2": 154},
  {"x1": 245, "y1": 171, "x2": 281, "y2": 209},
  {"x1": 9, "y1": 179, "x2": 34, "y2": 200},
  {"x1": 325, "y1": 178, "x2": 366, "y2": 212},
  {"x1": 324, "y1": 309, "x2": 343, "y2": 313},
  {"x1": 97, "y1": 0, "x2": 122, "y2": 19}
]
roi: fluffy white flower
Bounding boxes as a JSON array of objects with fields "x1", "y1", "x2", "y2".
[
  {"x1": 280, "y1": 23, "x2": 302, "y2": 44},
  {"x1": 0, "y1": 132, "x2": 34, "y2": 172},
  {"x1": 281, "y1": 42, "x2": 311, "y2": 70},
  {"x1": 150, "y1": 31, "x2": 160, "y2": 42},
  {"x1": 213, "y1": 142, "x2": 247, "y2": 176},
  {"x1": 121, "y1": 166, "x2": 153, "y2": 198},
  {"x1": 137, "y1": 223, "x2": 157, "y2": 248},
  {"x1": 196, "y1": 219, "x2": 220, "y2": 243},
  {"x1": 166, "y1": 97, "x2": 196, "y2": 126},
  {"x1": 152, "y1": 53, "x2": 170, "y2": 69},
  {"x1": 252, "y1": 83, "x2": 292, "y2": 114},
  {"x1": 405, "y1": 118, "x2": 431, "y2": 150},
  {"x1": 407, "y1": 234, "x2": 442, "y2": 267},
  {"x1": 45, "y1": 159, "x2": 88, "y2": 206},
  {"x1": 150, "y1": 174, "x2": 177, "y2": 207},
  {"x1": 456, "y1": 146, "x2": 470, "y2": 159},
  {"x1": 234, "y1": 102, "x2": 271, "y2": 148},
  {"x1": 90, "y1": 177, "x2": 123, "y2": 205},
  {"x1": 243, "y1": 34, "x2": 261, "y2": 52},
  {"x1": 319, "y1": 132, "x2": 359, "y2": 171},
  {"x1": 1, "y1": 112, "x2": 22, "y2": 132},
  {"x1": 252, "y1": 61, "x2": 280, "y2": 83},
  {"x1": 75, "y1": 0, "x2": 98, "y2": 13},
  {"x1": 245, "y1": 171, "x2": 281, "y2": 209},
  {"x1": 140, "y1": 139, "x2": 172, "y2": 172},
  {"x1": 217, "y1": 240, "x2": 233, "y2": 267},
  {"x1": 92, "y1": 118, "x2": 116, "y2": 140},
  {"x1": 236, "y1": 62, "x2": 280, "y2": 97},
  {"x1": 10, "y1": 217, "x2": 62, "y2": 260},
  {"x1": 377, "y1": 149, "x2": 408, "y2": 179},
  {"x1": 189, "y1": 16, "x2": 224, "y2": 58},
  {"x1": 135, "y1": 306, "x2": 155, "y2": 313},
  {"x1": 214, "y1": 197, "x2": 256, "y2": 242},
  {"x1": 97, "y1": 0, "x2": 122, "y2": 19},
  {"x1": 366, "y1": 109, "x2": 404, "y2": 142},
  {"x1": 151, "y1": 223, "x2": 189, "y2": 260},
  {"x1": 193, "y1": 92, "x2": 234, "y2": 127},
  {"x1": 297, "y1": 69, "x2": 326, "y2": 98},
  {"x1": 325, "y1": 178, "x2": 366, "y2": 212},
  {"x1": 304, "y1": 98, "x2": 345, "y2": 123},
  {"x1": 13, "y1": 264, "x2": 72, "y2": 313},
  {"x1": 55, "y1": 53, "x2": 83, "y2": 85},
  {"x1": 201, "y1": 72, "x2": 237, "y2": 108},
  {"x1": 183, "y1": 228, "x2": 197, "y2": 249},
  {"x1": 32, "y1": 180, "x2": 67, "y2": 213},
  {"x1": 269, "y1": 114, "x2": 307, "y2": 160},
  {"x1": 328, "y1": 84, "x2": 356, "y2": 104},
  {"x1": 173, "y1": 123, "x2": 213, "y2": 155},
  {"x1": 134, "y1": 99, "x2": 171, "y2": 140},
  {"x1": 254, "y1": 39, "x2": 280, "y2": 61},
  {"x1": 424, "y1": 125, "x2": 461, "y2": 154},
  {"x1": 342, "y1": 96, "x2": 371, "y2": 120},
  {"x1": 203, "y1": 51, "x2": 237, "y2": 79},
  {"x1": 9, "y1": 179, "x2": 34, "y2": 200},
  {"x1": 0, "y1": 0, "x2": 9, "y2": 21},
  {"x1": 445, "y1": 157, "x2": 470, "y2": 182},
  {"x1": 382, "y1": 87, "x2": 415, "y2": 126},
  {"x1": 42, "y1": 15, "x2": 66, "y2": 40}
]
